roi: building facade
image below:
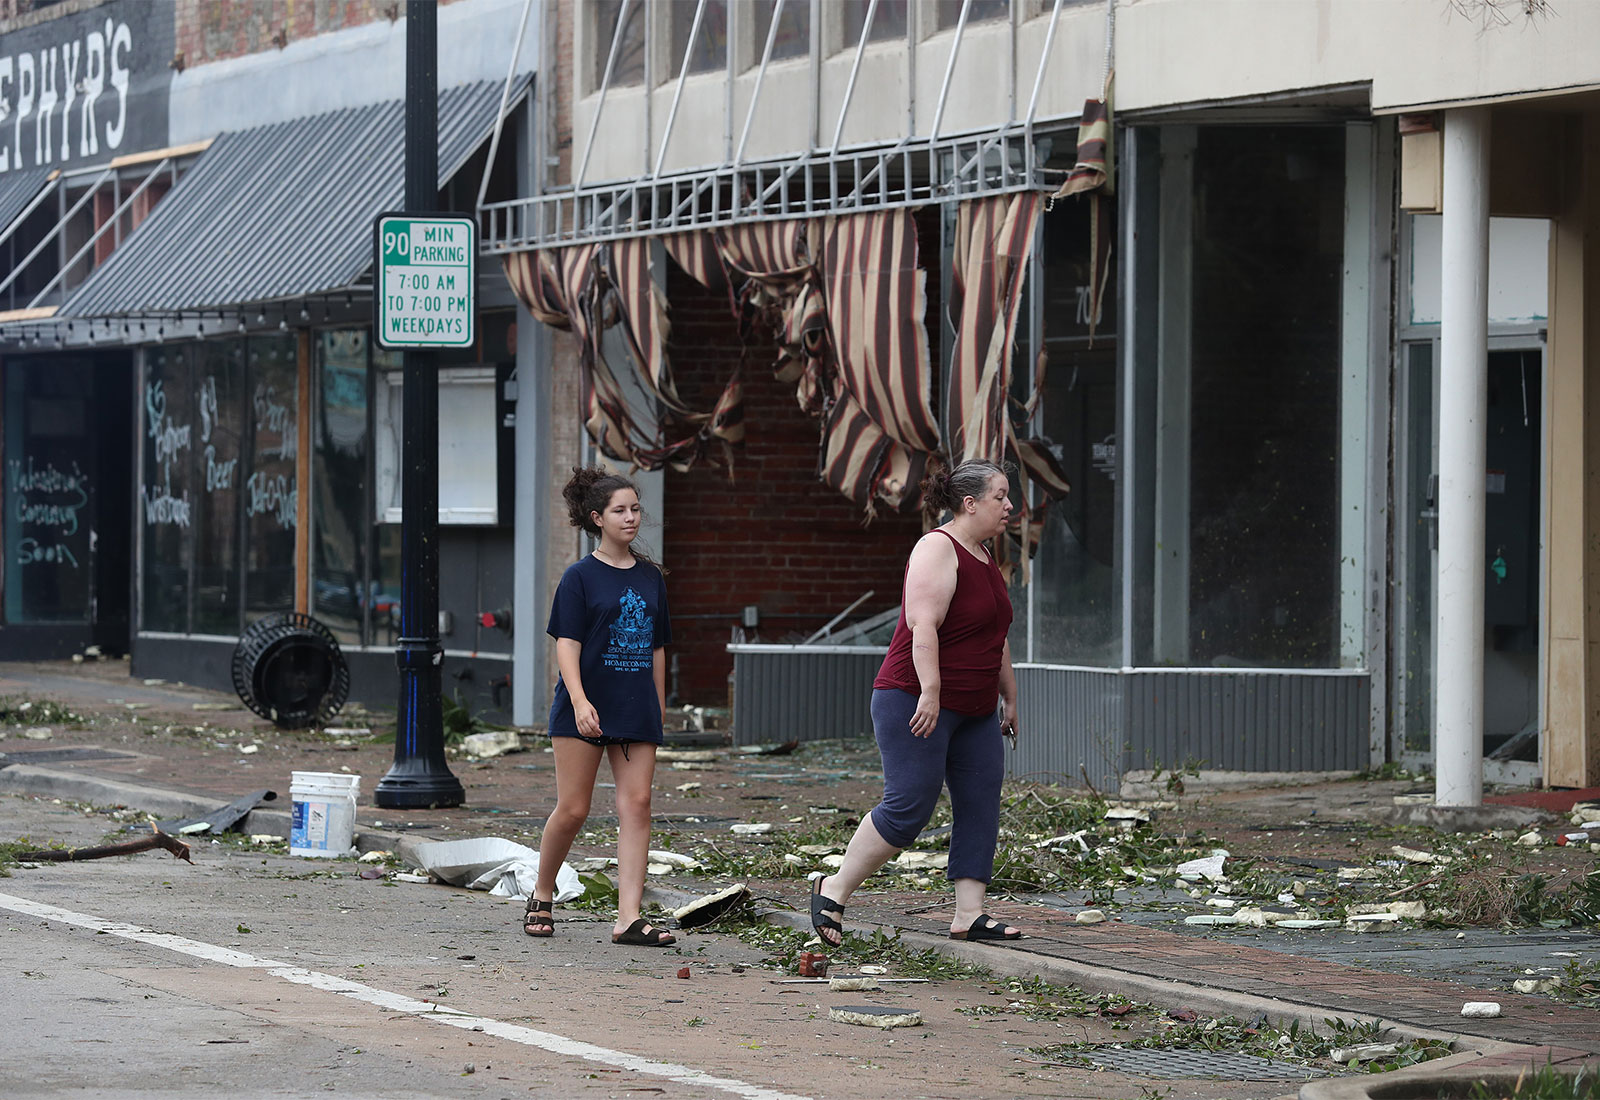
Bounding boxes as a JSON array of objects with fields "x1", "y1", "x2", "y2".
[
  {"x1": 0, "y1": 0, "x2": 539, "y2": 721},
  {"x1": 495, "y1": 0, "x2": 1600, "y2": 796}
]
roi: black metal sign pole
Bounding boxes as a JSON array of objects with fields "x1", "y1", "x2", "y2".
[{"x1": 376, "y1": 0, "x2": 463, "y2": 809}]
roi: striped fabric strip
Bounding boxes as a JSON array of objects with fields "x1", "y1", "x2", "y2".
[
  {"x1": 661, "y1": 230, "x2": 728, "y2": 294},
  {"x1": 1051, "y1": 90, "x2": 1115, "y2": 344},
  {"x1": 816, "y1": 210, "x2": 940, "y2": 456},
  {"x1": 947, "y1": 193, "x2": 1043, "y2": 464}
]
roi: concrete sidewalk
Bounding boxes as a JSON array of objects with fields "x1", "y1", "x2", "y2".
[{"x1": 2, "y1": 658, "x2": 1598, "y2": 1098}]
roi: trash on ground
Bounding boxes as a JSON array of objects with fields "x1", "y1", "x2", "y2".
[
  {"x1": 645, "y1": 850, "x2": 702, "y2": 870},
  {"x1": 1512, "y1": 977, "x2": 1561, "y2": 994},
  {"x1": 1174, "y1": 850, "x2": 1229, "y2": 882},
  {"x1": 677, "y1": 967, "x2": 691, "y2": 979},
  {"x1": 358, "y1": 850, "x2": 392, "y2": 863},
  {"x1": 798, "y1": 951, "x2": 830, "y2": 977},
  {"x1": 461, "y1": 730, "x2": 522, "y2": 758},
  {"x1": 859, "y1": 965, "x2": 888, "y2": 975},
  {"x1": 1555, "y1": 832, "x2": 1590, "y2": 846},
  {"x1": 670, "y1": 761, "x2": 709, "y2": 770},
  {"x1": 829, "y1": 976, "x2": 879, "y2": 991},
  {"x1": 829, "y1": 1005, "x2": 922, "y2": 1029},
  {"x1": 730, "y1": 823, "x2": 772, "y2": 835},
  {"x1": 1103, "y1": 805, "x2": 1152, "y2": 826},
  {"x1": 409, "y1": 837, "x2": 582, "y2": 902},
  {"x1": 1516, "y1": 831, "x2": 1542, "y2": 847},
  {"x1": 391, "y1": 872, "x2": 431, "y2": 883},
  {"x1": 1274, "y1": 919, "x2": 1340, "y2": 929},
  {"x1": 1347, "y1": 901, "x2": 1426, "y2": 920},
  {"x1": 322, "y1": 726, "x2": 372, "y2": 736},
  {"x1": 734, "y1": 741, "x2": 800, "y2": 756},
  {"x1": 1075, "y1": 909, "x2": 1107, "y2": 924},
  {"x1": 21, "y1": 728, "x2": 52, "y2": 740},
  {"x1": 1332, "y1": 1043, "x2": 1401, "y2": 1064},
  {"x1": 672, "y1": 883, "x2": 749, "y2": 928},
  {"x1": 159, "y1": 789, "x2": 277, "y2": 837},
  {"x1": 893, "y1": 850, "x2": 949, "y2": 870},
  {"x1": 674, "y1": 782, "x2": 701, "y2": 792},
  {"x1": 1184, "y1": 914, "x2": 1241, "y2": 926},
  {"x1": 796, "y1": 844, "x2": 840, "y2": 857},
  {"x1": 1461, "y1": 1002, "x2": 1502, "y2": 1018},
  {"x1": 1391, "y1": 845, "x2": 1446, "y2": 864},
  {"x1": 657, "y1": 749, "x2": 717, "y2": 763},
  {"x1": 1345, "y1": 913, "x2": 1403, "y2": 932}
]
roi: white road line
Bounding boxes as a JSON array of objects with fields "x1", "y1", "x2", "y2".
[{"x1": 0, "y1": 891, "x2": 812, "y2": 1100}]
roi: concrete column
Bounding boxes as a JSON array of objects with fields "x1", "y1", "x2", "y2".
[{"x1": 1435, "y1": 108, "x2": 1491, "y2": 807}]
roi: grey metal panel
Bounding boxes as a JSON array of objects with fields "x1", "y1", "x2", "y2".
[
  {"x1": 62, "y1": 78, "x2": 529, "y2": 317},
  {"x1": 728, "y1": 647, "x2": 1370, "y2": 779},
  {"x1": 1124, "y1": 671, "x2": 1369, "y2": 773},
  {"x1": 0, "y1": 167, "x2": 53, "y2": 238},
  {"x1": 729, "y1": 647, "x2": 884, "y2": 744},
  {"x1": 1009, "y1": 666, "x2": 1126, "y2": 791}
]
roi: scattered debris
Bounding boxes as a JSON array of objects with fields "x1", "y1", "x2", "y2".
[
  {"x1": 358, "y1": 850, "x2": 392, "y2": 863},
  {"x1": 829, "y1": 976, "x2": 879, "y2": 991},
  {"x1": 21, "y1": 728, "x2": 52, "y2": 740},
  {"x1": 645, "y1": 850, "x2": 702, "y2": 871},
  {"x1": 734, "y1": 741, "x2": 799, "y2": 756},
  {"x1": 1517, "y1": 831, "x2": 1542, "y2": 847},
  {"x1": 1075, "y1": 909, "x2": 1106, "y2": 924},
  {"x1": 893, "y1": 850, "x2": 949, "y2": 870},
  {"x1": 1332, "y1": 1043, "x2": 1401, "y2": 1064},
  {"x1": 1460, "y1": 1002, "x2": 1502, "y2": 1018},
  {"x1": 391, "y1": 872, "x2": 430, "y2": 884},
  {"x1": 1184, "y1": 914, "x2": 1241, "y2": 926},
  {"x1": 1512, "y1": 977, "x2": 1562, "y2": 994},
  {"x1": 672, "y1": 883, "x2": 749, "y2": 928},
  {"x1": 16, "y1": 824, "x2": 193, "y2": 865},
  {"x1": 657, "y1": 749, "x2": 717, "y2": 763},
  {"x1": 730, "y1": 823, "x2": 772, "y2": 835},
  {"x1": 158, "y1": 789, "x2": 278, "y2": 837},
  {"x1": 410, "y1": 837, "x2": 582, "y2": 901},
  {"x1": 461, "y1": 730, "x2": 522, "y2": 758},
  {"x1": 829, "y1": 1005, "x2": 921, "y2": 1029},
  {"x1": 674, "y1": 782, "x2": 701, "y2": 792},
  {"x1": 798, "y1": 952, "x2": 830, "y2": 977},
  {"x1": 677, "y1": 967, "x2": 691, "y2": 979},
  {"x1": 1174, "y1": 851, "x2": 1229, "y2": 882}
]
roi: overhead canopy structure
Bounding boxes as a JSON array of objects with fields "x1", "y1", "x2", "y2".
[
  {"x1": 62, "y1": 77, "x2": 530, "y2": 318},
  {"x1": 0, "y1": 167, "x2": 55, "y2": 241}
]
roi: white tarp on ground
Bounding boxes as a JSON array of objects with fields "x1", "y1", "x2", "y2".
[{"x1": 411, "y1": 837, "x2": 583, "y2": 902}]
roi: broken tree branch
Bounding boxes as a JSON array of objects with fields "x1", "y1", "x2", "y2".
[{"x1": 17, "y1": 824, "x2": 193, "y2": 865}]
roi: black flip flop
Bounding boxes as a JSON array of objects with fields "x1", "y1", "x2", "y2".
[
  {"x1": 950, "y1": 913, "x2": 1021, "y2": 941},
  {"x1": 808, "y1": 871, "x2": 845, "y2": 946},
  {"x1": 611, "y1": 918, "x2": 676, "y2": 946}
]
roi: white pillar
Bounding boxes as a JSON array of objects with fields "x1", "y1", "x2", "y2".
[{"x1": 1435, "y1": 108, "x2": 1490, "y2": 807}]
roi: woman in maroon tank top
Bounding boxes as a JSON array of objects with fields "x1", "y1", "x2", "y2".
[{"x1": 807, "y1": 460, "x2": 1024, "y2": 947}]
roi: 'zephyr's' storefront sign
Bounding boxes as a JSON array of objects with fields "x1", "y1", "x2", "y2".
[{"x1": 0, "y1": 0, "x2": 171, "y2": 175}]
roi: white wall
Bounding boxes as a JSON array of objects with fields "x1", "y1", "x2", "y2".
[{"x1": 1116, "y1": 0, "x2": 1600, "y2": 115}]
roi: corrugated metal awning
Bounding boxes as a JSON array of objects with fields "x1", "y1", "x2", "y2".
[
  {"x1": 0, "y1": 167, "x2": 56, "y2": 243},
  {"x1": 62, "y1": 78, "x2": 529, "y2": 317}
]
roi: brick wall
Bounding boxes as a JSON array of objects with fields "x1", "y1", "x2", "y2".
[
  {"x1": 172, "y1": 0, "x2": 471, "y2": 69},
  {"x1": 660, "y1": 261, "x2": 925, "y2": 706}
]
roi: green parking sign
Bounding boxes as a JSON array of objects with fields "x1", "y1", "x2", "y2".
[{"x1": 374, "y1": 214, "x2": 476, "y2": 348}]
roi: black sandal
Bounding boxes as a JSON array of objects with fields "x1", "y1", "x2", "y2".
[
  {"x1": 611, "y1": 918, "x2": 675, "y2": 946},
  {"x1": 808, "y1": 871, "x2": 845, "y2": 947},
  {"x1": 950, "y1": 913, "x2": 1021, "y2": 941},
  {"x1": 523, "y1": 897, "x2": 554, "y2": 937}
]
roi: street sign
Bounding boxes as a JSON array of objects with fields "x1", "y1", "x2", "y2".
[{"x1": 374, "y1": 213, "x2": 476, "y2": 348}]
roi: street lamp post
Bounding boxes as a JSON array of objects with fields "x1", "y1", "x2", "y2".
[{"x1": 375, "y1": 0, "x2": 465, "y2": 809}]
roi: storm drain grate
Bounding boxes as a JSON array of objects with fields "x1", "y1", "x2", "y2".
[
  {"x1": 0, "y1": 747, "x2": 137, "y2": 768},
  {"x1": 1081, "y1": 1047, "x2": 1333, "y2": 1081}
]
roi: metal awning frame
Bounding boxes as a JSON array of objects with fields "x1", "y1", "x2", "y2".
[
  {"x1": 0, "y1": 285, "x2": 376, "y2": 353},
  {"x1": 485, "y1": 0, "x2": 1077, "y2": 253}
]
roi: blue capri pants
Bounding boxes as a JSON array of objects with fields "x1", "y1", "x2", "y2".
[{"x1": 867, "y1": 687, "x2": 1004, "y2": 884}]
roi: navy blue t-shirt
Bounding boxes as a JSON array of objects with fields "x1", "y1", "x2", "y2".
[{"x1": 546, "y1": 554, "x2": 672, "y2": 743}]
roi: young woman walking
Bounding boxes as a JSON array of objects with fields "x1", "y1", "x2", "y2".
[{"x1": 522, "y1": 467, "x2": 676, "y2": 947}]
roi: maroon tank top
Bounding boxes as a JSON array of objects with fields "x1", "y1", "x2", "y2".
[{"x1": 873, "y1": 528, "x2": 1014, "y2": 716}]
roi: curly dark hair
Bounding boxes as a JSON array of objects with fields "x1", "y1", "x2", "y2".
[{"x1": 562, "y1": 466, "x2": 662, "y2": 569}]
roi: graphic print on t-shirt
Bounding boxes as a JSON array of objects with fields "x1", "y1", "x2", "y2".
[{"x1": 604, "y1": 588, "x2": 654, "y2": 672}]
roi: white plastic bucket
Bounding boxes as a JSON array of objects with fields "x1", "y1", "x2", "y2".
[{"x1": 289, "y1": 771, "x2": 360, "y2": 858}]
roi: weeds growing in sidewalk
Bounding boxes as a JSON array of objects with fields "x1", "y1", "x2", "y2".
[
  {"x1": 0, "y1": 696, "x2": 88, "y2": 727},
  {"x1": 1466, "y1": 1062, "x2": 1599, "y2": 1099}
]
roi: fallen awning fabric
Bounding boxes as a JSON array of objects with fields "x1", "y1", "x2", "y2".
[
  {"x1": 0, "y1": 166, "x2": 54, "y2": 245},
  {"x1": 60, "y1": 77, "x2": 529, "y2": 317}
]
